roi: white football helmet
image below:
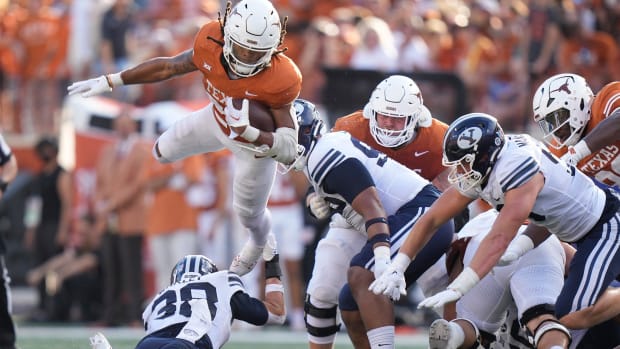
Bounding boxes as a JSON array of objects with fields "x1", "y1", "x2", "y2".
[
  {"x1": 363, "y1": 75, "x2": 425, "y2": 148},
  {"x1": 223, "y1": 0, "x2": 281, "y2": 77},
  {"x1": 532, "y1": 73, "x2": 593, "y2": 149}
]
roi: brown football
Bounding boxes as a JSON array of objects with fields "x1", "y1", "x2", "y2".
[{"x1": 231, "y1": 98, "x2": 276, "y2": 132}]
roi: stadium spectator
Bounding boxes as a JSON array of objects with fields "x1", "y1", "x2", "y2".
[
  {"x1": 349, "y1": 16, "x2": 398, "y2": 72},
  {"x1": 24, "y1": 136, "x2": 73, "y2": 322},
  {"x1": 267, "y1": 170, "x2": 308, "y2": 330},
  {"x1": 68, "y1": 0, "x2": 302, "y2": 280},
  {"x1": 144, "y1": 154, "x2": 204, "y2": 292},
  {"x1": 93, "y1": 111, "x2": 150, "y2": 327},
  {"x1": 188, "y1": 150, "x2": 234, "y2": 269},
  {"x1": 0, "y1": 131, "x2": 18, "y2": 349},
  {"x1": 89, "y1": 238, "x2": 284, "y2": 349}
]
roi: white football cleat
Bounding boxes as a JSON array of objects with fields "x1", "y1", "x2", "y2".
[
  {"x1": 429, "y1": 319, "x2": 461, "y2": 349},
  {"x1": 230, "y1": 239, "x2": 263, "y2": 276},
  {"x1": 89, "y1": 332, "x2": 112, "y2": 349}
]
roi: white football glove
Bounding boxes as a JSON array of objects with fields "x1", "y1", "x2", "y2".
[
  {"x1": 497, "y1": 234, "x2": 534, "y2": 266},
  {"x1": 418, "y1": 267, "x2": 479, "y2": 309},
  {"x1": 373, "y1": 245, "x2": 391, "y2": 279},
  {"x1": 67, "y1": 76, "x2": 111, "y2": 97},
  {"x1": 306, "y1": 192, "x2": 330, "y2": 220},
  {"x1": 266, "y1": 127, "x2": 297, "y2": 164},
  {"x1": 369, "y1": 253, "x2": 410, "y2": 301},
  {"x1": 369, "y1": 266, "x2": 406, "y2": 301},
  {"x1": 560, "y1": 140, "x2": 590, "y2": 167},
  {"x1": 225, "y1": 97, "x2": 250, "y2": 129},
  {"x1": 417, "y1": 288, "x2": 463, "y2": 309}
]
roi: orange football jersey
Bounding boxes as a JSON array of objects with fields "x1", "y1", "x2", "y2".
[
  {"x1": 549, "y1": 82, "x2": 620, "y2": 186},
  {"x1": 191, "y1": 21, "x2": 302, "y2": 140},
  {"x1": 332, "y1": 111, "x2": 448, "y2": 181}
]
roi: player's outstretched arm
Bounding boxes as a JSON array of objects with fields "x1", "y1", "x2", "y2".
[{"x1": 68, "y1": 49, "x2": 198, "y2": 98}]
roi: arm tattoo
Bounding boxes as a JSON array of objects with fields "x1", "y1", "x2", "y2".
[{"x1": 170, "y1": 50, "x2": 198, "y2": 75}]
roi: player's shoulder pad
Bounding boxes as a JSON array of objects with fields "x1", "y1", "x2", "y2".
[
  {"x1": 332, "y1": 111, "x2": 366, "y2": 132},
  {"x1": 495, "y1": 135, "x2": 540, "y2": 192}
]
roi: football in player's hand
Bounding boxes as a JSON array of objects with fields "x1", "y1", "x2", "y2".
[{"x1": 231, "y1": 98, "x2": 275, "y2": 132}]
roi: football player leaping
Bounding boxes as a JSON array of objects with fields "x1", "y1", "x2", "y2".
[{"x1": 68, "y1": 0, "x2": 302, "y2": 277}]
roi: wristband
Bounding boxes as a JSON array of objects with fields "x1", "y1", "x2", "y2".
[
  {"x1": 0, "y1": 179, "x2": 7, "y2": 193},
  {"x1": 265, "y1": 254, "x2": 282, "y2": 279},
  {"x1": 240, "y1": 125, "x2": 260, "y2": 142},
  {"x1": 367, "y1": 233, "x2": 390, "y2": 246},
  {"x1": 570, "y1": 140, "x2": 591, "y2": 162},
  {"x1": 106, "y1": 72, "x2": 124, "y2": 88},
  {"x1": 365, "y1": 217, "x2": 388, "y2": 231},
  {"x1": 265, "y1": 283, "x2": 284, "y2": 294}
]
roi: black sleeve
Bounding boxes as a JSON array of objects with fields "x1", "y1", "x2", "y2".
[
  {"x1": 322, "y1": 158, "x2": 375, "y2": 203},
  {"x1": 230, "y1": 291, "x2": 269, "y2": 325}
]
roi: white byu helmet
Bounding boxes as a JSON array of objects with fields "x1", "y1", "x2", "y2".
[
  {"x1": 363, "y1": 75, "x2": 427, "y2": 148},
  {"x1": 532, "y1": 73, "x2": 593, "y2": 149},
  {"x1": 223, "y1": 0, "x2": 281, "y2": 77}
]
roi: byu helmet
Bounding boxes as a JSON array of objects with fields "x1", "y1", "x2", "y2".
[
  {"x1": 443, "y1": 113, "x2": 505, "y2": 191},
  {"x1": 223, "y1": 0, "x2": 281, "y2": 77},
  {"x1": 170, "y1": 255, "x2": 218, "y2": 285},
  {"x1": 532, "y1": 73, "x2": 593, "y2": 149},
  {"x1": 286, "y1": 99, "x2": 326, "y2": 172}
]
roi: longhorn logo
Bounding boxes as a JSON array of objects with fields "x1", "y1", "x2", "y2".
[{"x1": 546, "y1": 75, "x2": 574, "y2": 107}]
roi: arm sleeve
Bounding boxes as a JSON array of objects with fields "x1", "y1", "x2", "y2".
[
  {"x1": 230, "y1": 291, "x2": 269, "y2": 325},
  {"x1": 322, "y1": 158, "x2": 375, "y2": 203}
]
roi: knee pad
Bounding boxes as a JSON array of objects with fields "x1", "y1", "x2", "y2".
[
  {"x1": 520, "y1": 303, "x2": 556, "y2": 327},
  {"x1": 304, "y1": 294, "x2": 341, "y2": 343},
  {"x1": 525, "y1": 319, "x2": 571, "y2": 348}
]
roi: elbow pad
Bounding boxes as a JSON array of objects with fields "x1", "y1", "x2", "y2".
[{"x1": 267, "y1": 127, "x2": 298, "y2": 164}]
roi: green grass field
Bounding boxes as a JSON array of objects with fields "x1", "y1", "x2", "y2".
[{"x1": 16, "y1": 325, "x2": 429, "y2": 349}]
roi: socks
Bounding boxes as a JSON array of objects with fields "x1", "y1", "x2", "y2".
[{"x1": 368, "y1": 326, "x2": 395, "y2": 349}]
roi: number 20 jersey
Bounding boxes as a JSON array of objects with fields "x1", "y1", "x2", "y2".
[{"x1": 142, "y1": 271, "x2": 245, "y2": 348}]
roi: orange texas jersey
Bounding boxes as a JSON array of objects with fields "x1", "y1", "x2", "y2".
[
  {"x1": 191, "y1": 21, "x2": 302, "y2": 139},
  {"x1": 332, "y1": 111, "x2": 448, "y2": 181},
  {"x1": 549, "y1": 82, "x2": 620, "y2": 186}
]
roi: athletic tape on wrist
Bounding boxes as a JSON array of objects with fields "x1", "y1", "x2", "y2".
[{"x1": 265, "y1": 283, "x2": 284, "y2": 293}]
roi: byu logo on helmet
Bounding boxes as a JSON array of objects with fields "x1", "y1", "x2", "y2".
[{"x1": 457, "y1": 127, "x2": 483, "y2": 150}]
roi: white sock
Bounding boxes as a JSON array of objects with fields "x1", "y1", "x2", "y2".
[
  {"x1": 368, "y1": 326, "x2": 394, "y2": 349},
  {"x1": 449, "y1": 321, "x2": 466, "y2": 347}
]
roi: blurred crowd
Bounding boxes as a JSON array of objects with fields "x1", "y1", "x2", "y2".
[
  {"x1": 1, "y1": 0, "x2": 620, "y2": 329},
  {"x1": 2, "y1": 0, "x2": 619, "y2": 135}
]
